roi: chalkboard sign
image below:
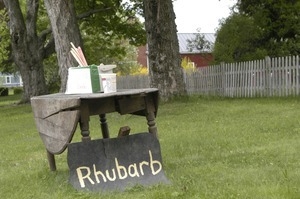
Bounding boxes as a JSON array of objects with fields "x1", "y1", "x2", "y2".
[{"x1": 67, "y1": 133, "x2": 169, "y2": 192}]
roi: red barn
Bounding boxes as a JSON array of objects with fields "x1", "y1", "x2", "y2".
[{"x1": 137, "y1": 33, "x2": 216, "y2": 68}]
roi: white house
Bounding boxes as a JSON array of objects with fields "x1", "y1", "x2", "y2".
[{"x1": 0, "y1": 72, "x2": 23, "y2": 87}]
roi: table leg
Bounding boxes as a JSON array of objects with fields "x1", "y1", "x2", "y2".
[
  {"x1": 79, "y1": 120, "x2": 91, "y2": 141},
  {"x1": 80, "y1": 102, "x2": 91, "y2": 141},
  {"x1": 47, "y1": 150, "x2": 56, "y2": 171},
  {"x1": 146, "y1": 111, "x2": 158, "y2": 138},
  {"x1": 100, "y1": 114, "x2": 110, "y2": 138}
]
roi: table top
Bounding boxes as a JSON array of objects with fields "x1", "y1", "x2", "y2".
[
  {"x1": 31, "y1": 88, "x2": 159, "y2": 100},
  {"x1": 31, "y1": 88, "x2": 159, "y2": 121}
]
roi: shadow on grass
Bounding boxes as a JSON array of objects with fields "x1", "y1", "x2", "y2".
[{"x1": 0, "y1": 94, "x2": 22, "y2": 107}]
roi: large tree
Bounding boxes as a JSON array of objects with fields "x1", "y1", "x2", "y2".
[
  {"x1": 3, "y1": 0, "x2": 50, "y2": 103},
  {"x1": 214, "y1": 0, "x2": 300, "y2": 63},
  {"x1": 143, "y1": 0, "x2": 186, "y2": 100},
  {"x1": 214, "y1": 13, "x2": 267, "y2": 63},
  {"x1": 44, "y1": 0, "x2": 81, "y2": 92},
  {"x1": 237, "y1": 0, "x2": 300, "y2": 56}
]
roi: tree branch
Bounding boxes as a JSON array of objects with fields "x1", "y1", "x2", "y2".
[
  {"x1": 77, "y1": 7, "x2": 111, "y2": 20},
  {"x1": 43, "y1": 36, "x2": 55, "y2": 59},
  {"x1": 25, "y1": 0, "x2": 39, "y2": 37},
  {"x1": 39, "y1": 26, "x2": 52, "y2": 43}
]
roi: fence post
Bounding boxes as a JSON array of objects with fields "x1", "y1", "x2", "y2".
[
  {"x1": 220, "y1": 62, "x2": 226, "y2": 97},
  {"x1": 265, "y1": 56, "x2": 271, "y2": 97},
  {"x1": 296, "y1": 56, "x2": 300, "y2": 95}
]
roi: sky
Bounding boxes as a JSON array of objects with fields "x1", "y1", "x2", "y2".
[{"x1": 173, "y1": 0, "x2": 237, "y2": 33}]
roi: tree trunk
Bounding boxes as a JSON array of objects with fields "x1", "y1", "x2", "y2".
[
  {"x1": 44, "y1": 0, "x2": 82, "y2": 92},
  {"x1": 3, "y1": 0, "x2": 48, "y2": 103},
  {"x1": 143, "y1": 0, "x2": 186, "y2": 101},
  {"x1": 0, "y1": 0, "x2": 4, "y2": 9}
]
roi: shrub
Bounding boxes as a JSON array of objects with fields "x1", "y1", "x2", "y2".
[
  {"x1": 0, "y1": 87, "x2": 9, "y2": 96},
  {"x1": 13, "y1": 87, "x2": 23, "y2": 95},
  {"x1": 181, "y1": 56, "x2": 195, "y2": 73}
]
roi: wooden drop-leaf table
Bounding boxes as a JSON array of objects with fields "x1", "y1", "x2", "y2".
[{"x1": 31, "y1": 88, "x2": 159, "y2": 171}]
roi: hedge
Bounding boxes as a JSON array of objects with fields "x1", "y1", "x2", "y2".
[{"x1": 0, "y1": 87, "x2": 9, "y2": 96}]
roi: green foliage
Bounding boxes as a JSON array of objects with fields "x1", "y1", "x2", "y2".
[
  {"x1": 116, "y1": 61, "x2": 142, "y2": 76},
  {"x1": 187, "y1": 29, "x2": 213, "y2": 52},
  {"x1": 239, "y1": 0, "x2": 300, "y2": 57},
  {"x1": 43, "y1": 54, "x2": 60, "y2": 93},
  {"x1": 214, "y1": 0, "x2": 300, "y2": 63},
  {"x1": 125, "y1": 0, "x2": 144, "y2": 17},
  {"x1": 75, "y1": 0, "x2": 146, "y2": 66},
  {"x1": 112, "y1": 41, "x2": 147, "y2": 76},
  {"x1": 181, "y1": 56, "x2": 195, "y2": 73},
  {"x1": 0, "y1": 9, "x2": 10, "y2": 71},
  {"x1": 35, "y1": 1, "x2": 51, "y2": 34},
  {"x1": 13, "y1": 87, "x2": 23, "y2": 95},
  {"x1": 214, "y1": 13, "x2": 268, "y2": 63},
  {"x1": 76, "y1": 0, "x2": 145, "y2": 45},
  {"x1": 0, "y1": 87, "x2": 8, "y2": 96}
]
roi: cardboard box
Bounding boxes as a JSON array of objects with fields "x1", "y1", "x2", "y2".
[
  {"x1": 65, "y1": 65, "x2": 102, "y2": 94},
  {"x1": 100, "y1": 73, "x2": 116, "y2": 93}
]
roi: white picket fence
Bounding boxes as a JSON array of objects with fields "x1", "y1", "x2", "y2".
[{"x1": 117, "y1": 55, "x2": 300, "y2": 97}]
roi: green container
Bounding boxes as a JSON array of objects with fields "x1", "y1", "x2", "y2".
[{"x1": 88, "y1": 65, "x2": 101, "y2": 93}]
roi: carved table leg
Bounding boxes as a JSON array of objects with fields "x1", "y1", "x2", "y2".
[
  {"x1": 79, "y1": 120, "x2": 90, "y2": 141},
  {"x1": 47, "y1": 150, "x2": 56, "y2": 171},
  {"x1": 100, "y1": 114, "x2": 110, "y2": 138},
  {"x1": 146, "y1": 111, "x2": 158, "y2": 138},
  {"x1": 80, "y1": 102, "x2": 91, "y2": 142}
]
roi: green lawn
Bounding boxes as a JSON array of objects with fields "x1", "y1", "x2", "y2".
[{"x1": 1, "y1": 94, "x2": 300, "y2": 199}]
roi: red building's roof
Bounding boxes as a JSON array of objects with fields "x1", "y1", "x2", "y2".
[{"x1": 177, "y1": 33, "x2": 215, "y2": 53}]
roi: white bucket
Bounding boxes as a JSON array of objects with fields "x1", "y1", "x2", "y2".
[{"x1": 100, "y1": 73, "x2": 116, "y2": 93}]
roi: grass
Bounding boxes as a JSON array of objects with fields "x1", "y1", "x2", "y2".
[{"x1": 1, "y1": 94, "x2": 300, "y2": 198}]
